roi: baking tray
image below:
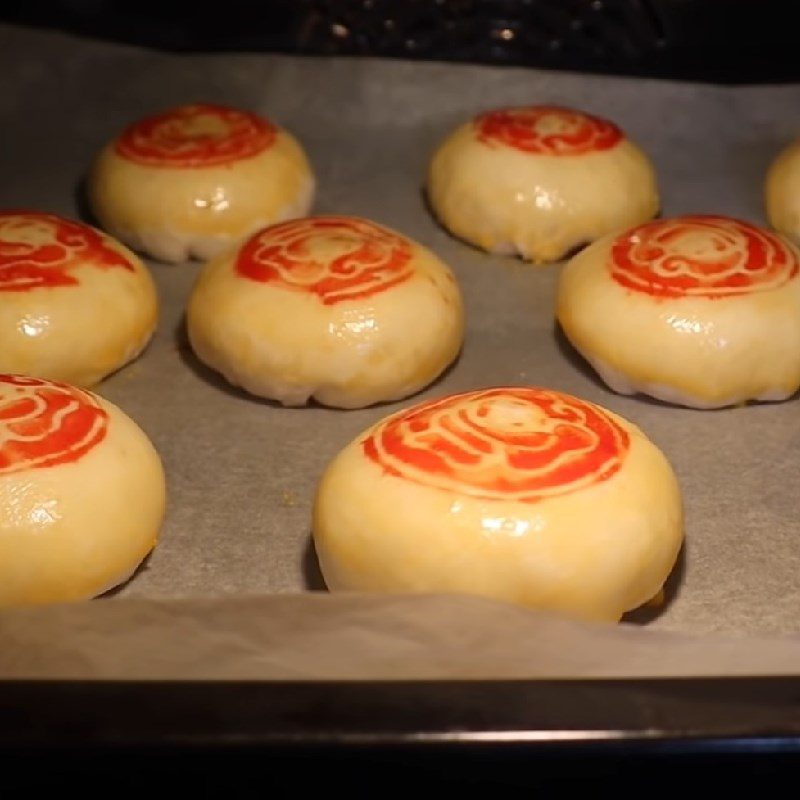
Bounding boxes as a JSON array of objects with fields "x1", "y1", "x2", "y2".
[{"x1": 3, "y1": 22, "x2": 800, "y2": 756}]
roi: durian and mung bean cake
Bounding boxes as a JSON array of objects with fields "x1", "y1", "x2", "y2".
[{"x1": 2, "y1": 21, "x2": 800, "y2": 637}]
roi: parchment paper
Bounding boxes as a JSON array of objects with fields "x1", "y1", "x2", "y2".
[
  {"x1": 2, "y1": 22, "x2": 800, "y2": 678},
  {"x1": 5, "y1": 592, "x2": 800, "y2": 680}
]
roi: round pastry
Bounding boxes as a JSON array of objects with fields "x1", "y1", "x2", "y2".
[
  {"x1": 0, "y1": 374, "x2": 166, "y2": 606},
  {"x1": 314, "y1": 386, "x2": 683, "y2": 623},
  {"x1": 427, "y1": 105, "x2": 659, "y2": 263},
  {"x1": 0, "y1": 210, "x2": 157, "y2": 386},
  {"x1": 88, "y1": 103, "x2": 315, "y2": 263},
  {"x1": 187, "y1": 215, "x2": 464, "y2": 408},
  {"x1": 557, "y1": 215, "x2": 800, "y2": 408},
  {"x1": 766, "y1": 139, "x2": 800, "y2": 244}
]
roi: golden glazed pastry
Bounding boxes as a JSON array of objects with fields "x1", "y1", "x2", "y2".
[
  {"x1": 89, "y1": 103, "x2": 315, "y2": 262},
  {"x1": 558, "y1": 215, "x2": 800, "y2": 408},
  {"x1": 187, "y1": 216, "x2": 464, "y2": 408},
  {"x1": 427, "y1": 105, "x2": 659, "y2": 263},
  {"x1": 766, "y1": 139, "x2": 800, "y2": 243},
  {"x1": 0, "y1": 210, "x2": 157, "y2": 386},
  {"x1": 314, "y1": 387, "x2": 683, "y2": 623},
  {"x1": 0, "y1": 375, "x2": 166, "y2": 606}
]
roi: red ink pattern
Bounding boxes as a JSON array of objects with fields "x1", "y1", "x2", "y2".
[
  {"x1": 0, "y1": 211, "x2": 134, "y2": 293},
  {"x1": 475, "y1": 106, "x2": 623, "y2": 156},
  {"x1": 0, "y1": 375, "x2": 108, "y2": 474},
  {"x1": 363, "y1": 387, "x2": 629, "y2": 503},
  {"x1": 236, "y1": 217, "x2": 414, "y2": 305},
  {"x1": 115, "y1": 104, "x2": 276, "y2": 167},
  {"x1": 609, "y1": 215, "x2": 800, "y2": 298}
]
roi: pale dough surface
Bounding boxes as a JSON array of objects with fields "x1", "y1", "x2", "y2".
[
  {"x1": 314, "y1": 392, "x2": 683, "y2": 623},
  {"x1": 187, "y1": 218, "x2": 465, "y2": 408},
  {"x1": 0, "y1": 225, "x2": 157, "y2": 387},
  {"x1": 427, "y1": 117, "x2": 658, "y2": 263},
  {"x1": 557, "y1": 231, "x2": 800, "y2": 408},
  {"x1": 89, "y1": 128, "x2": 314, "y2": 263},
  {"x1": 766, "y1": 139, "x2": 800, "y2": 245},
  {"x1": 0, "y1": 386, "x2": 166, "y2": 607}
]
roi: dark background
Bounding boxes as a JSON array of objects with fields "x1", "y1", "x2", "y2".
[{"x1": 2, "y1": 0, "x2": 799, "y2": 83}]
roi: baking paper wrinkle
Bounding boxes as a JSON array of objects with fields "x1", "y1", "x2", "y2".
[{"x1": 3, "y1": 594, "x2": 800, "y2": 679}]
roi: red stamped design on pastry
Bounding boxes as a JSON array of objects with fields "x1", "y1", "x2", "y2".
[
  {"x1": 475, "y1": 106, "x2": 623, "y2": 156},
  {"x1": 236, "y1": 216, "x2": 414, "y2": 305},
  {"x1": 0, "y1": 375, "x2": 108, "y2": 474},
  {"x1": 609, "y1": 215, "x2": 800, "y2": 298},
  {"x1": 115, "y1": 103, "x2": 276, "y2": 167},
  {"x1": 363, "y1": 387, "x2": 629, "y2": 502},
  {"x1": 0, "y1": 211, "x2": 134, "y2": 293}
]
